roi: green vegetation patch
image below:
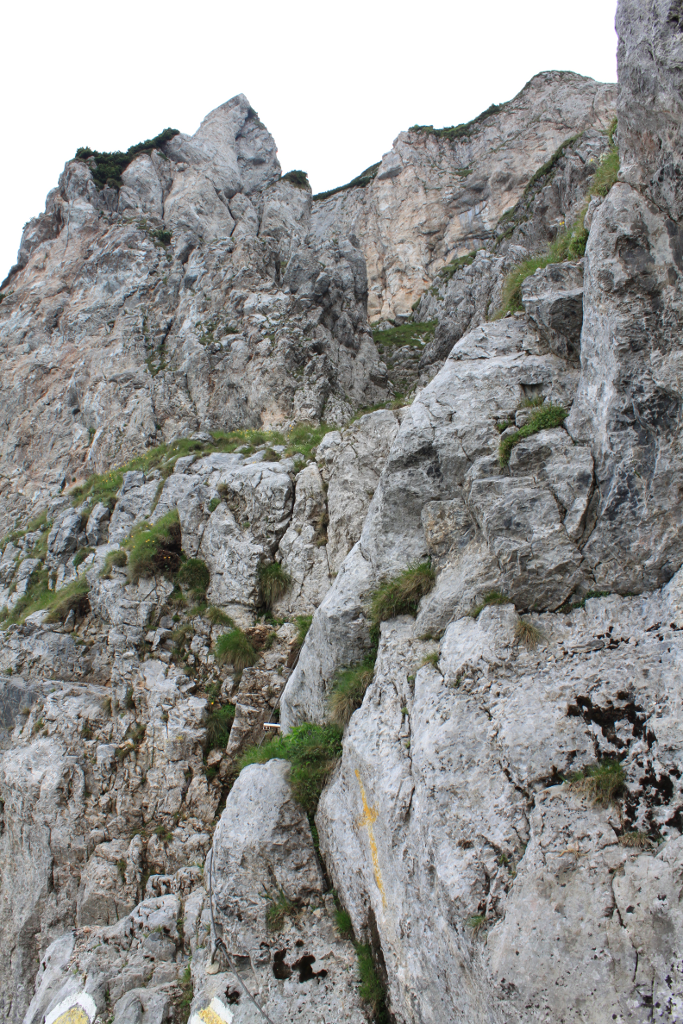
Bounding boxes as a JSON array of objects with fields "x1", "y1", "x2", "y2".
[
  {"x1": 591, "y1": 145, "x2": 619, "y2": 197},
  {"x1": 75, "y1": 127, "x2": 179, "y2": 189},
  {"x1": 409, "y1": 102, "x2": 505, "y2": 142},
  {"x1": 293, "y1": 613, "x2": 313, "y2": 654},
  {"x1": 258, "y1": 561, "x2": 292, "y2": 609},
  {"x1": 328, "y1": 654, "x2": 376, "y2": 727},
  {"x1": 45, "y1": 577, "x2": 91, "y2": 624},
  {"x1": 335, "y1": 908, "x2": 353, "y2": 938},
  {"x1": 499, "y1": 405, "x2": 567, "y2": 466},
  {"x1": 206, "y1": 606, "x2": 234, "y2": 627},
  {"x1": 265, "y1": 889, "x2": 297, "y2": 930},
  {"x1": 68, "y1": 424, "x2": 335, "y2": 513},
  {"x1": 313, "y1": 162, "x2": 381, "y2": 202},
  {"x1": 356, "y1": 943, "x2": 390, "y2": 1022},
  {"x1": 370, "y1": 562, "x2": 436, "y2": 629},
  {"x1": 281, "y1": 170, "x2": 310, "y2": 189},
  {"x1": 100, "y1": 548, "x2": 127, "y2": 578},
  {"x1": 216, "y1": 628, "x2": 258, "y2": 670},
  {"x1": 494, "y1": 222, "x2": 588, "y2": 317},
  {"x1": 239, "y1": 722, "x2": 343, "y2": 815},
  {"x1": 372, "y1": 320, "x2": 437, "y2": 349},
  {"x1": 125, "y1": 510, "x2": 182, "y2": 583},
  {"x1": 568, "y1": 758, "x2": 626, "y2": 806}
]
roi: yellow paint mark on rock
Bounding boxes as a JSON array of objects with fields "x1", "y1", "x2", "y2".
[
  {"x1": 50, "y1": 1011, "x2": 90, "y2": 1024},
  {"x1": 355, "y1": 769, "x2": 386, "y2": 907},
  {"x1": 190, "y1": 996, "x2": 234, "y2": 1024}
]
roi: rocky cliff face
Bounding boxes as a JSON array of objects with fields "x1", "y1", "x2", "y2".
[{"x1": 2, "y1": 2, "x2": 683, "y2": 1023}]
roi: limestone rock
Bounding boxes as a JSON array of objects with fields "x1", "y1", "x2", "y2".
[
  {"x1": 205, "y1": 758, "x2": 365, "y2": 1023},
  {"x1": 317, "y1": 409, "x2": 399, "y2": 574},
  {"x1": 318, "y1": 576, "x2": 683, "y2": 1023},
  {"x1": 521, "y1": 260, "x2": 584, "y2": 363},
  {"x1": 311, "y1": 74, "x2": 616, "y2": 320}
]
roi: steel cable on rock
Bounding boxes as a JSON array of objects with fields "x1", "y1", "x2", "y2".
[{"x1": 205, "y1": 851, "x2": 278, "y2": 1024}]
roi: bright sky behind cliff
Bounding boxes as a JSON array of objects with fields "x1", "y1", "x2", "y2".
[{"x1": 1, "y1": 0, "x2": 618, "y2": 281}]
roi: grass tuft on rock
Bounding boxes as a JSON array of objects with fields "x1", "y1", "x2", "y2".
[
  {"x1": 370, "y1": 562, "x2": 436, "y2": 628},
  {"x1": 204, "y1": 703, "x2": 235, "y2": 751},
  {"x1": 328, "y1": 656, "x2": 375, "y2": 727},
  {"x1": 514, "y1": 618, "x2": 545, "y2": 649},
  {"x1": 126, "y1": 510, "x2": 182, "y2": 582},
  {"x1": 281, "y1": 170, "x2": 310, "y2": 189},
  {"x1": 618, "y1": 830, "x2": 653, "y2": 848},
  {"x1": 176, "y1": 558, "x2": 210, "y2": 599},
  {"x1": 493, "y1": 129, "x2": 619, "y2": 317},
  {"x1": 499, "y1": 405, "x2": 567, "y2": 466},
  {"x1": 265, "y1": 889, "x2": 297, "y2": 930},
  {"x1": 569, "y1": 758, "x2": 626, "y2": 806},
  {"x1": 239, "y1": 722, "x2": 343, "y2": 815},
  {"x1": 205, "y1": 606, "x2": 234, "y2": 627},
  {"x1": 215, "y1": 629, "x2": 259, "y2": 671},
  {"x1": 438, "y1": 251, "x2": 477, "y2": 283},
  {"x1": 258, "y1": 561, "x2": 293, "y2": 609},
  {"x1": 73, "y1": 546, "x2": 94, "y2": 568}
]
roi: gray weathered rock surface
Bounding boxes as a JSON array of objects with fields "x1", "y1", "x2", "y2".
[{"x1": 4, "y1": 3, "x2": 683, "y2": 1022}]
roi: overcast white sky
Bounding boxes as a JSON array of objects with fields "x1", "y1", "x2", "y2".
[{"x1": 1, "y1": 0, "x2": 618, "y2": 280}]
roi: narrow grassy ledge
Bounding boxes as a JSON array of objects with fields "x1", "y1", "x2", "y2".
[
  {"x1": 356, "y1": 943, "x2": 391, "y2": 1022},
  {"x1": 1, "y1": 570, "x2": 91, "y2": 626},
  {"x1": 313, "y1": 162, "x2": 380, "y2": 202},
  {"x1": 499, "y1": 405, "x2": 567, "y2": 466},
  {"x1": 409, "y1": 102, "x2": 505, "y2": 142},
  {"x1": 176, "y1": 558, "x2": 210, "y2": 600},
  {"x1": 372, "y1": 320, "x2": 437, "y2": 349},
  {"x1": 438, "y1": 251, "x2": 477, "y2": 283},
  {"x1": 68, "y1": 423, "x2": 336, "y2": 513},
  {"x1": 203, "y1": 703, "x2": 235, "y2": 751}
]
